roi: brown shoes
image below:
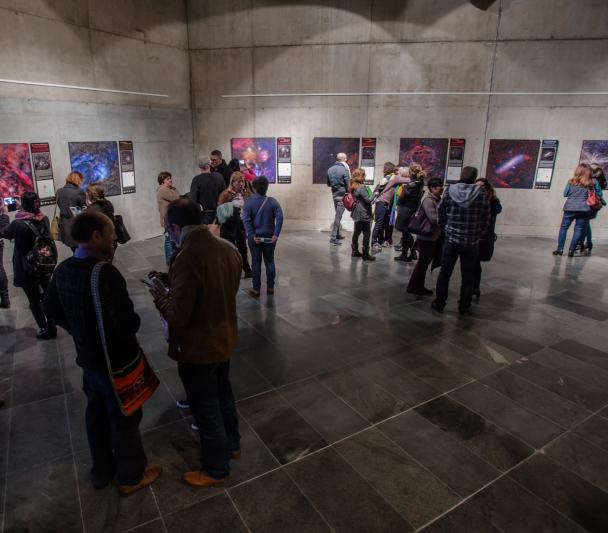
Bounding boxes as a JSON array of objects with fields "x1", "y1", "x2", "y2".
[
  {"x1": 248, "y1": 288, "x2": 260, "y2": 298},
  {"x1": 267, "y1": 288, "x2": 275, "y2": 295},
  {"x1": 230, "y1": 450, "x2": 241, "y2": 460},
  {"x1": 118, "y1": 465, "x2": 162, "y2": 496},
  {"x1": 183, "y1": 470, "x2": 227, "y2": 487}
]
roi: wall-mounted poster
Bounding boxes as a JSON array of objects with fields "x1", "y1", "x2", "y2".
[
  {"x1": 579, "y1": 140, "x2": 608, "y2": 177},
  {"x1": 30, "y1": 142, "x2": 56, "y2": 206},
  {"x1": 277, "y1": 137, "x2": 292, "y2": 184},
  {"x1": 399, "y1": 138, "x2": 449, "y2": 181},
  {"x1": 119, "y1": 140, "x2": 136, "y2": 194},
  {"x1": 231, "y1": 137, "x2": 277, "y2": 183},
  {"x1": 485, "y1": 139, "x2": 541, "y2": 189},
  {"x1": 312, "y1": 137, "x2": 359, "y2": 185},
  {"x1": 535, "y1": 140, "x2": 559, "y2": 190},
  {"x1": 0, "y1": 143, "x2": 35, "y2": 200},
  {"x1": 68, "y1": 141, "x2": 121, "y2": 196},
  {"x1": 446, "y1": 138, "x2": 466, "y2": 184},
  {"x1": 360, "y1": 138, "x2": 376, "y2": 185}
]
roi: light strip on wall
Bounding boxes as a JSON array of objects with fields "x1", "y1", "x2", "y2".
[
  {"x1": 222, "y1": 91, "x2": 608, "y2": 98},
  {"x1": 0, "y1": 78, "x2": 168, "y2": 98}
]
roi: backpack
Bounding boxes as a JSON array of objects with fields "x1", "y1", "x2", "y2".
[
  {"x1": 342, "y1": 192, "x2": 357, "y2": 212},
  {"x1": 23, "y1": 221, "x2": 58, "y2": 278}
]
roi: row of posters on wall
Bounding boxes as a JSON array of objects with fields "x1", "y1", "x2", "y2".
[{"x1": 0, "y1": 141, "x2": 136, "y2": 206}]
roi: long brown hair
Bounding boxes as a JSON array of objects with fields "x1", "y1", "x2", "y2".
[
  {"x1": 569, "y1": 163, "x2": 593, "y2": 188},
  {"x1": 475, "y1": 177, "x2": 496, "y2": 201},
  {"x1": 350, "y1": 169, "x2": 366, "y2": 191},
  {"x1": 86, "y1": 183, "x2": 105, "y2": 203}
]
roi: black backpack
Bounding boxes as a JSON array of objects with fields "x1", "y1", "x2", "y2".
[{"x1": 23, "y1": 221, "x2": 58, "y2": 278}]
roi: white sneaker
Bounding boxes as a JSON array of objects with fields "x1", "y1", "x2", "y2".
[{"x1": 191, "y1": 423, "x2": 199, "y2": 431}]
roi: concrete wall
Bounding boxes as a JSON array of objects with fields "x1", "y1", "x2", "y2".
[
  {"x1": 0, "y1": 1, "x2": 193, "y2": 242},
  {"x1": 187, "y1": 0, "x2": 608, "y2": 238}
]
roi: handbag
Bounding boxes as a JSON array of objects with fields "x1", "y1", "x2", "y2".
[
  {"x1": 50, "y1": 204, "x2": 60, "y2": 241},
  {"x1": 587, "y1": 188, "x2": 602, "y2": 210},
  {"x1": 91, "y1": 262, "x2": 159, "y2": 416},
  {"x1": 114, "y1": 214, "x2": 131, "y2": 244},
  {"x1": 407, "y1": 204, "x2": 433, "y2": 236}
]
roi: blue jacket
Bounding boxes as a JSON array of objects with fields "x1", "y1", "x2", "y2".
[
  {"x1": 326, "y1": 162, "x2": 350, "y2": 197},
  {"x1": 242, "y1": 193, "x2": 284, "y2": 238},
  {"x1": 563, "y1": 183, "x2": 596, "y2": 212}
]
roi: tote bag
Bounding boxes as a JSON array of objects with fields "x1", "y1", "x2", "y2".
[{"x1": 91, "y1": 262, "x2": 159, "y2": 416}]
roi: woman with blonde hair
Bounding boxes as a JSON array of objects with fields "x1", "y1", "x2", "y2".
[
  {"x1": 56, "y1": 171, "x2": 86, "y2": 252},
  {"x1": 350, "y1": 169, "x2": 375, "y2": 261},
  {"x1": 554, "y1": 163, "x2": 596, "y2": 257}
]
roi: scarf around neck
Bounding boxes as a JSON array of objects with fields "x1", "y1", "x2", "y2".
[{"x1": 15, "y1": 210, "x2": 45, "y2": 221}]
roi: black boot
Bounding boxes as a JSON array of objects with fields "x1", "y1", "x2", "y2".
[
  {"x1": 0, "y1": 290, "x2": 9, "y2": 309},
  {"x1": 351, "y1": 246, "x2": 363, "y2": 258},
  {"x1": 362, "y1": 248, "x2": 376, "y2": 262},
  {"x1": 408, "y1": 248, "x2": 418, "y2": 261}
]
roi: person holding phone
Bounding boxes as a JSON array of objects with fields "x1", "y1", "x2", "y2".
[
  {"x1": 242, "y1": 176, "x2": 283, "y2": 297},
  {"x1": 0, "y1": 200, "x2": 10, "y2": 308}
]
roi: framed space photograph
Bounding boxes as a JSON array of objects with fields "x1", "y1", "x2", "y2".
[
  {"x1": 68, "y1": 141, "x2": 121, "y2": 196},
  {"x1": 399, "y1": 138, "x2": 449, "y2": 182},
  {"x1": 0, "y1": 143, "x2": 35, "y2": 200},
  {"x1": 485, "y1": 139, "x2": 541, "y2": 189},
  {"x1": 579, "y1": 140, "x2": 608, "y2": 177},
  {"x1": 312, "y1": 137, "x2": 360, "y2": 185},
  {"x1": 231, "y1": 137, "x2": 277, "y2": 183}
]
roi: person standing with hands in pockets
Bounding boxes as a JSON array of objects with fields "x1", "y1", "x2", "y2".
[{"x1": 242, "y1": 176, "x2": 284, "y2": 298}]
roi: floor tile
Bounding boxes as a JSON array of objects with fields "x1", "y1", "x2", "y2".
[
  {"x1": 317, "y1": 366, "x2": 407, "y2": 423},
  {"x1": 450, "y1": 382, "x2": 564, "y2": 448},
  {"x1": 128, "y1": 520, "x2": 166, "y2": 533},
  {"x1": 420, "y1": 504, "x2": 501, "y2": 532},
  {"x1": 335, "y1": 428, "x2": 460, "y2": 528},
  {"x1": 280, "y1": 378, "x2": 369, "y2": 443},
  {"x1": 3, "y1": 456, "x2": 81, "y2": 533},
  {"x1": 286, "y1": 447, "x2": 413, "y2": 532},
  {"x1": 442, "y1": 329, "x2": 528, "y2": 364},
  {"x1": 378, "y1": 411, "x2": 499, "y2": 496},
  {"x1": 572, "y1": 414, "x2": 608, "y2": 452},
  {"x1": 164, "y1": 493, "x2": 247, "y2": 533},
  {"x1": 545, "y1": 295, "x2": 608, "y2": 321},
  {"x1": 509, "y1": 454, "x2": 608, "y2": 532},
  {"x1": 10, "y1": 358, "x2": 64, "y2": 406},
  {"x1": 508, "y1": 359, "x2": 608, "y2": 411},
  {"x1": 140, "y1": 382, "x2": 183, "y2": 431},
  {"x1": 481, "y1": 369, "x2": 590, "y2": 429},
  {"x1": 551, "y1": 338, "x2": 608, "y2": 372},
  {"x1": 237, "y1": 390, "x2": 328, "y2": 464},
  {"x1": 416, "y1": 395, "x2": 533, "y2": 470},
  {"x1": 229, "y1": 469, "x2": 330, "y2": 532}
]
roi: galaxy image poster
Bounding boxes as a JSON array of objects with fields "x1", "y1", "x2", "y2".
[
  {"x1": 231, "y1": 138, "x2": 277, "y2": 183},
  {"x1": 579, "y1": 140, "x2": 608, "y2": 178},
  {"x1": 399, "y1": 138, "x2": 449, "y2": 181},
  {"x1": 68, "y1": 141, "x2": 121, "y2": 196},
  {"x1": 0, "y1": 143, "x2": 35, "y2": 200},
  {"x1": 312, "y1": 138, "x2": 360, "y2": 185},
  {"x1": 485, "y1": 139, "x2": 541, "y2": 189}
]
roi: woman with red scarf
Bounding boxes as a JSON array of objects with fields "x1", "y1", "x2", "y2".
[{"x1": 0, "y1": 192, "x2": 57, "y2": 339}]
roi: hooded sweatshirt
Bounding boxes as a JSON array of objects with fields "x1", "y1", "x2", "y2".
[{"x1": 438, "y1": 183, "x2": 490, "y2": 246}]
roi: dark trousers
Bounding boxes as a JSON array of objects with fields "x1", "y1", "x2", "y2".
[
  {"x1": 236, "y1": 221, "x2": 252, "y2": 274},
  {"x1": 435, "y1": 242, "x2": 478, "y2": 310},
  {"x1": 248, "y1": 238, "x2": 276, "y2": 291},
  {"x1": 408, "y1": 239, "x2": 438, "y2": 290},
  {"x1": 0, "y1": 241, "x2": 7, "y2": 294},
  {"x1": 22, "y1": 277, "x2": 52, "y2": 329},
  {"x1": 352, "y1": 221, "x2": 371, "y2": 254},
  {"x1": 399, "y1": 231, "x2": 415, "y2": 257},
  {"x1": 473, "y1": 261, "x2": 482, "y2": 292},
  {"x1": 178, "y1": 361, "x2": 240, "y2": 479},
  {"x1": 372, "y1": 201, "x2": 390, "y2": 245},
  {"x1": 83, "y1": 369, "x2": 147, "y2": 485}
]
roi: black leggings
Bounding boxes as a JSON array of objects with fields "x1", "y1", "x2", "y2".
[
  {"x1": 22, "y1": 278, "x2": 51, "y2": 329},
  {"x1": 236, "y1": 220, "x2": 252, "y2": 274},
  {"x1": 0, "y1": 241, "x2": 7, "y2": 294},
  {"x1": 352, "y1": 221, "x2": 371, "y2": 254}
]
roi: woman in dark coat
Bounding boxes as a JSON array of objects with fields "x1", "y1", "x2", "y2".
[
  {"x1": 350, "y1": 169, "x2": 375, "y2": 261},
  {"x1": 0, "y1": 192, "x2": 57, "y2": 339},
  {"x1": 56, "y1": 171, "x2": 86, "y2": 251},
  {"x1": 394, "y1": 164, "x2": 426, "y2": 262},
  {"x1": 473, "y1": 178, "x2": 502, "y2": 299},
  {"x1": 85, "y1": 183, "x2": 115, "y2": 222}
]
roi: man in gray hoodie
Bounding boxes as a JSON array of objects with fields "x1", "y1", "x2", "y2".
[{"x1": 432, "y1": 167, "x2": 490, "y2": 314}]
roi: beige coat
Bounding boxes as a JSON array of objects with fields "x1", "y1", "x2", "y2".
[{"x1": 156, "y1": 186, "x2": 180, "y2": 228}]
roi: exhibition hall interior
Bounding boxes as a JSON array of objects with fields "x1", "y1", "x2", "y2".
[{"x1": 2, "y1": 0, "x2": 608, "y2": 531}]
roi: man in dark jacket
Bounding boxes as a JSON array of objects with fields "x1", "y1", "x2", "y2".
[
  {"x1": 326, "y1": 153, "x2": 350, "y2": 245},
  {"x1": 432, "y1": 166, "x2": 490, "y2": 314},
  {"x1": 210, "y1": 149, "x2": 232, "y2": 187},
  {"x1": 43, "y1": 212, "x2": 161, "y2": 495},
  {"x1": 150, "y1": 198, "x2": 242, "y2": 488},
  {"x1": 190, "y1": 156, "x2": 226, "y2": 224}
]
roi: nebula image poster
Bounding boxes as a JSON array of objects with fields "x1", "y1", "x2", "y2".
[
  {"x1": 68, "y1": 141, "x2": 121, "y2": 196},
  {"x1": 0, "y1": 143, "x2": 35, "y2": 200},
  {"x1": 485, "y1": 139, "x2": 541, "y2": 189},
  {"x1": 399, "y1": 138, "x2": 449, "y2": 182},
  {"x1": 312, "y1": 138, "x2": 360, "y2": 185},
  {"x1": 579, "y1": 140, "x2": 608, "y2": 177},
  {"x1": 231, "y1": 138, "x2": 277, "y2": 183}
]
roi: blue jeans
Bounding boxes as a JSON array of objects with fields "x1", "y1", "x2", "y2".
[
  {"x1": 557, "y1": 211, "x2": 589, "y2": 252},
  {"x1": 178, "y1": 361, "x2": 240, "y2": 479},
  {"x1": 372, "y1": 201, "x2": 390, "y2": 245},
  {"x1": 164, "y1": 233, "x2": 176, "y2": 265},
  {"x1": 248, "y1": 238, "x2": 276, "y2": 291}
]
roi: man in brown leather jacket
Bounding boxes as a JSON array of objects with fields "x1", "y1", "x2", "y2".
[{"x1": 150, "y1": 198, "x2": 242, "y2": 487}]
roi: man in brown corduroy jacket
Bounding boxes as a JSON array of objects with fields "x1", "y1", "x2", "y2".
[{"x1": 150, "y1": 198, "x2": 242, "y2": 488}]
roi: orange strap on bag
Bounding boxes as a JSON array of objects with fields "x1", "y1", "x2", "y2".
[{"x1": 91, "y1": 261, "x2": 159, "y2": 416}]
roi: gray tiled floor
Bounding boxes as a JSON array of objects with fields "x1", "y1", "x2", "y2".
[{"x1": 2, "y1": 231, "x2": 608, "y2": 531}]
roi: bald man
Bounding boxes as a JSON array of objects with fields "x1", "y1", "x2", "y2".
[{"x1": 326, "y1": 153, "x2": 351, "y2": 245}]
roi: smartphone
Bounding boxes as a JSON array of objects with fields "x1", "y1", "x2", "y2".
[
  {"x1": 141, "y1": 277, "x2": 169, "y2": 293},
  {"x1": 259, "y1": 237, "x2": 274, "y2": 244},
  {"x1": 3, "y1": 197, "x2": 16, "y2": 212},
  {"x1": 140, "y1": 278, "x2": 156, "y2": 289},
  {"x1": 239, "y1": 159, "x2": 245, "y2": 165}
]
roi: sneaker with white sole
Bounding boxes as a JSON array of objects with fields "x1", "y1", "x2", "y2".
[
  {"x1": 176, "y1": 399, "x2": 190, "y2": 409},
  {"x1": 191, "y1": 423, "x2": 199, "y2": 431}
]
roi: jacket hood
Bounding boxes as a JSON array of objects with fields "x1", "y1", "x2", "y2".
[{"x1": 448, "y1": 183, "x2": 482, "y2": 208}]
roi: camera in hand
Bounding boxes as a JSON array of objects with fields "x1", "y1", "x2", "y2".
[{"x1": 3, "y1": 197, "x2": 17, "y2": 212}]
